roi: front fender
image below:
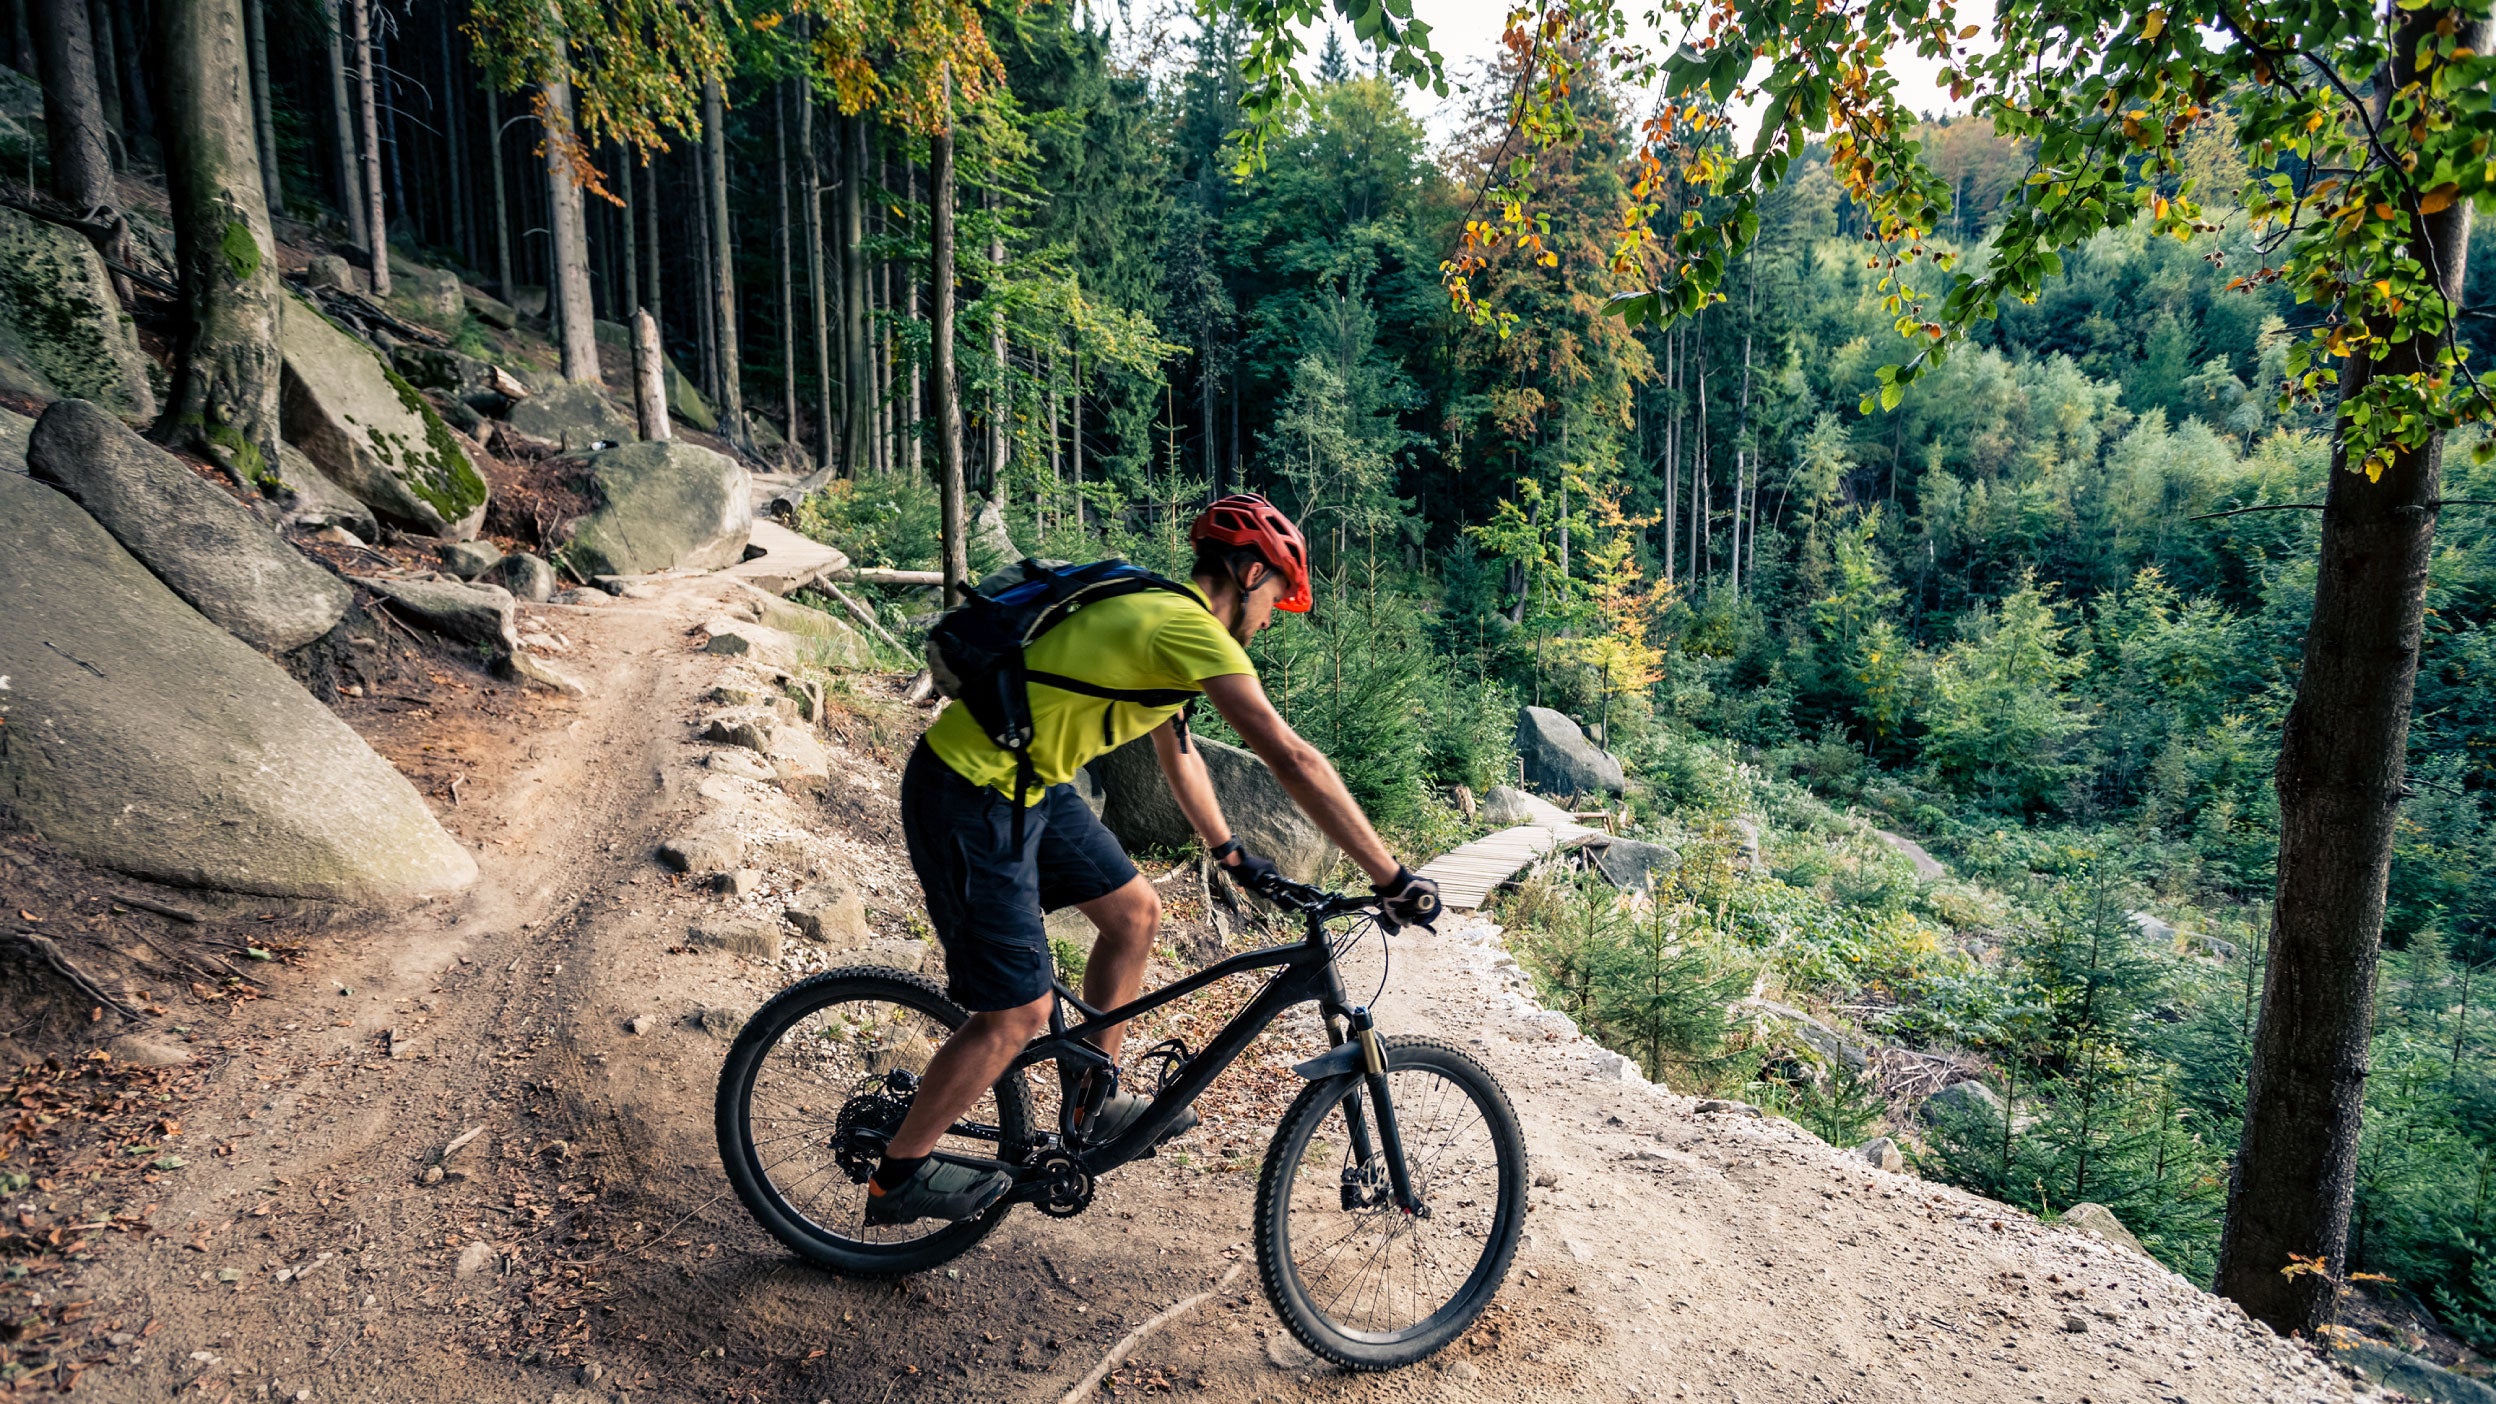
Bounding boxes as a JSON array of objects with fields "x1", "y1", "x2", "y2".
[{"x1": 1290, "y1": 1030, "x2": 1390, "y2": 1080}]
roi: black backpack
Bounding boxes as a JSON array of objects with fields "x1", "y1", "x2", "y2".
[{"x1": 925, "y1": 558, "x2": 1206, "y2": 835}]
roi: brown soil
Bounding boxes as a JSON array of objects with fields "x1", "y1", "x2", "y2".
[{"x1": 0, "y1": 574, "x2": 2371, "y2": 1404}]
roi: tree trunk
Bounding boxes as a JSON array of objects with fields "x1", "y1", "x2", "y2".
[
  {"x1": 30, "y1": 0, "x2": 111, "y2": 210},
  {"x1": 906, "y1": 155, "x2": 923, "y2": 478},
  {"x1": 438, "y1": 11, "x2": 467, "y2": 262},
  {"x1": 158, "y1": 0, "x2": 283, "y2": 485},
  {"x1": 931, "y1": 108, "x2": 966, "y2": 604},
  {"x1": 801, "y1": 75, "x2": 833, "y2": 473},
  {"x1": 694, "y1": 145, "x2": 717, "y2": 400},
  {"x1": 323, "y1": 0, "x2": 361, "y2": 246},
  {"x1": 618, "y1": 145, "x2": 638, "y2": 317},
  {"x1": 1071, "y1": 340, "x2": 1083, "y2": 527},
  {"x1": 107, "y1": 0, "x2": 155, "y2": 164},
  {"x1": 2213, "y1": 8, "x2": 2485, "y2": 1335},
  {"x1": 775, "y1": 83, "x2": 796, "y2": 457},
  {"x1": 485, "y1": 81, "x2": 512, "y2": 303},
  {"x1": 631, "y1": 308, "x2": 670, "y2": 442},
  {"x1": 641, "y1": 142, "x2": 661, "y2": 321},
  {"x1": 988, "y1": 182, "x2": 1007, "y2": 496},
  {"x1": 703, "y1": 73, "x2": 745, "y2": 448},
  {"x1": 839, "y1": 112, "x2": 868, "y2": 476},
  {"x1": 242, "y1": 0, "x2": 279, "y2": 216},
  {"x1": 83, "y1": 0, "x2": 116, "y2": 148},
  {"x1": 348, "y1": 0, "x2": 386, "y2": 292},
  {"x1": 541, "y1": 72, "x2": 598, "y2": 383}
]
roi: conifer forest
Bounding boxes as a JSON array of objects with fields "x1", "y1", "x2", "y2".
[{"x1": 14, "y1": 0, "x2": 2496, "y2": 1369}]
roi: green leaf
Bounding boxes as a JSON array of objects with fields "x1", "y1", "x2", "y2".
[{"x1": 1879, "y1": 381, "x2": 1904, "y2": 411}]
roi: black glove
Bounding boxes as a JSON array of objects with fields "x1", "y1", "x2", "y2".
[
  {"x1": 1218, "y1": 845, "x2": 1288, "y2": 899},
  {"x1": 1371, "y1": 866, "x2": 1442, "y2": 934}
]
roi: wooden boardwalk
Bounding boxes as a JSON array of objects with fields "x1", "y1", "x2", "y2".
[{"x1": 1419, "y1": 805, "x2": 1600, "y2": 911}]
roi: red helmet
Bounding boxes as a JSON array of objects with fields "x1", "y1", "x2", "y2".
[{"x1": 1188, "y1": 493, "x2": 1312, "y2": 612}]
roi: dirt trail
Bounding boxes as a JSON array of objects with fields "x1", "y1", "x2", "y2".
[{"x1": 38, "y1": 571, "x2": 2360, "y2": 1404}]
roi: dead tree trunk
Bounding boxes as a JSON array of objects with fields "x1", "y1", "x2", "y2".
[
  {"x1": 988, "y1": 182, "x2": 1007, "y2": 497},
  {"x1": 158, "y1": 0, "x2": 284, "y2": 484},
  {"x1": 2213, "y1": 7, "x2": 2489, "y2": 1336},
  {"x1": 30, "y1": 0, "x2": 111, "y2": 210},
  {"x1": 631, "y1": 308, "x2": 669, "y2": 442},
  {"x1": 703, "y1": 73, "x2": 745, "y2": 448},
  {"x1": 931, "y1": 106, "x2": 965, "y2": 604},
  {"x1": 348, "y1": 0, "x2": 386, "y2": 293},
  {"x1": 242, "y1": 0, "x2": 279, "y2": 217}
]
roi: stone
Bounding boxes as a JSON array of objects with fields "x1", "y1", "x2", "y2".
[
  {"x1": 691, "y1": 919, "x2": 781, "y2": 960},
  {"x1": 1478, "y1": 784, "x2": 1577, "y2": 829},
  {"x1": 786, "y1": 885, "x2": 872, "y2": 949},
  {"x1": 454, "y1": 1241, "x2": 495, "y2": 1278},
  {"x1": 496, "y1": 650, "x2": 586, "y2": 696},
  {"x1": 462, "y1": 284, "x2": 517, "y2": 329},
  {"x1": 659, "y1": 832, "x2": 743, "y2": 876},
  {"x1": 1440, "y1": 1360, "x2": 1479, "y2": 1383},
  {"x1": 507, "y1": 380, "x2": 635, "y2": 453},
  {"x1": 704, "y1": 713, "x2": 777, "y2": 752},
  {"x1": 858, "y1": 939, "x2": 929, "y2": 973},
  {"x1": 1532, "y1": 1167, "x2": 1561, "y2": 1188},
  {"x1": 27, "y1": 400, "x2": 350, "y2": 652},
  {"x1": 1090, "y1": 735, "x2": 1338, "y2": 882},
  {"x1": 714, "y1": 868, "x2": 762, "y2": 897},
  {"x1": 1586, "y1": 836, "x2": 1678, "y2": 894},
  {"x1": 281, "y1": 296, "x2": 488, "y2": 538},
  {"x1": 274, "y1": 441, "x2": 377, "y2": 537},
  {"x1": 0, "y1": 405, "x2": 31, "y2": 473},
  {"x1": 1741, "y1": 997, "x2": 1869, "y2": 1074},
  {"x1": 438, "y1": 539, "x2": 502, "y2": 579},
  {"x1": 592, "y1": 319, "x2": 716, "y2": 430},
  {"x1": 0, "y1": 206, "x2": 155, "y2": 419},
  {"x1": 701, "y1": 620, "x2": 799, "y2": 667},
  {"x1": 304, "y1": 254, "x2": 358, "y2": 292},
  {"x1": 707, "y1": 748, "x2": 777, "y2": 782},
  {"x1": 107, "y1": 1034, "x2": 193, "y2": 1068},
  {"x1": 490, "y1": 552, "x2": 557, "y2": 603},
  {"x1": 693, "y1": 1005, "x2": 744, "y2": 1039},
  {"x1": 1923, "y1": 1078, "x2": 2005, "y2": 1126},
  {"x1": 2339, "y1": 1341, "x2": 2496, "y2": 1404},
  {"x1": 391, "y1": 344, "x2": 511, "y2": 413},
  {"x1": 1732, "y1": 817, "x2": 1764, "y2": 869},
  {"x1": 2057, "y1": 1202, "x2": 2146, "y2": 1256},
  {"x1": 385, "y1": 254, "x2": 464, "y2": 328},
  {"x1": 1694, "y1": 1099, "x2": 1763, "y2": 1117},
  {"x1": 624, "y1": 1014, "x2": 656, "y2": 1036},
  {"x1": 1587, "y1": 1048, "x2": 1649, "y2": 1086},
  {"x1": 367, "y1": 578, "x2": 519, "y2": 651},
  {"x1": 559, "y1": 440, "x2": 753, "y2": 578},
  {"x1": 723, "y1": 582, "x2": 873, "y2": 667},
  {"x1": 1852, "y1": 1136, "x2": 1904, "y2": 1173},
  {"x1": 1513, "y1": 706, "x2": 1627, "y2": 799},
  {"x1": 968, "y1": 495, "x2": 1022, "y2": 575},
  {"x1": 507, "y1": 285, "x2": 549, "y2": 318},
  {"x1": 1519, "y1": 1009, "x2": 1578, "y2": 1041},
  {"x1": 1875, "y1": 829, "x2": 1945, "y2": 881},
  {"x1": 0, "y1": 473, "x2": 475, "y2": 904}
]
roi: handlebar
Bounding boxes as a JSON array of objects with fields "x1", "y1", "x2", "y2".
[{"x1": 1249, "y1": 874, "x2": 1375, "y2": 920}]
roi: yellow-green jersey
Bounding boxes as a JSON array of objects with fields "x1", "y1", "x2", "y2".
[{"x1": 924, "y1": 581, "x2": 1255, "y2": 801}]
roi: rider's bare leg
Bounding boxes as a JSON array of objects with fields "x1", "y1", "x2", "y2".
[
  {"x1": 1074, "y1": 875, "x2": 1159, "y2": 1065},
  {"x1": 884, "y1": 993, "x2": 1051, "y2": 1161}
]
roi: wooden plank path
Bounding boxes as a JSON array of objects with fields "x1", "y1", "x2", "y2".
[{"x1": 1419, "y1": 811, "x2": 1601, "y2": 911}]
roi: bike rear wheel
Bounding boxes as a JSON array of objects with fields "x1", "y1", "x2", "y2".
[
  {"x1": 716, "y1": 967, "x2": 1033, "y2": 1277},
  {"x1": 1253, "y1": 1035, "x2": 1526, "y2": 1369}
]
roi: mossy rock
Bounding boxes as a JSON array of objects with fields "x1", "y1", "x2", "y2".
[
  {"x1": 560, "y1": 439, "x2": 752, "y2": 577},
  {"x1": 0, "y1": 207, "x2": 155, "y2": 420},
  {"x1": 278, "y1": 296, "x2": 487, "y2": 538},
  {"x1": 592, "y1": 319, "x2": 717, "y2": 430}
]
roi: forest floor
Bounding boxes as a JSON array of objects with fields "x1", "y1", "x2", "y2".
[{"x1": 0, "y1": 567, "x2": 2373, "y2": 1404}]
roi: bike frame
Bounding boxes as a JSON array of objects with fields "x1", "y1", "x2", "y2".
[{"x1": 992, "y1": 894, "x2": 1400, "y2": 1197}]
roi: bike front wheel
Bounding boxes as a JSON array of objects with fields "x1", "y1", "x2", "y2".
[{"x1": 1253, "y1": 1035, "x2": 1527, "y2": 1370}]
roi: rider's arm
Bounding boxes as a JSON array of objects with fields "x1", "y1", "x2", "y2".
[
  {"x1": 1150, "y1": 721, "x2": 1234, "y2": 851},
  {"x1": 1195, "y1": 672, "x2": 1399, "y2": 884}
]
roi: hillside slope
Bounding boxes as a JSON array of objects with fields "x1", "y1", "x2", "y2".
[{"x1": 3, "y1": 564, "x2": 2358, "y2": 1404}]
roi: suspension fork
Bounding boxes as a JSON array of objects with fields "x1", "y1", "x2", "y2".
[{"x1": 1344, "y1": 1006, "x2": 1423, "y2": 1214}]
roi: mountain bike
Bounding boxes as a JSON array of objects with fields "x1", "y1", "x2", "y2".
[{"x1": 714, "y1": 877, "x2": 1528, "y2": 1370}]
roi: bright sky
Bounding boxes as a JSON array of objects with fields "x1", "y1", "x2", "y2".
[{"x1": 1297, "y1": 0, "x2": 1995, "y2": 150}]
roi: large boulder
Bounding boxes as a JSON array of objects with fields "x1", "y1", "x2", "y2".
[
  {"x1": 385, "y1": 254, "x2": 465, "y2": 328},
  {"x1": 1479, "y1": 784, "x2": 1577, "y2": 828},
  {"x1": 27, "y1": 400, "x2": 349, "y2": 652},
  {"x1": 280, "y1": 298, "x2": 488, "y2": 538},
  {"x1": 1585, "y1": 835, "x2": 1678, "y2": 894},
  {"x1": 1922, "y1": 1078, "x2": 2005, "y2": 1126},
  {"x1": 2057, "y1": 1202, "x2": 2146, "y2": 1257},
  {"x1": 969, "y1": 495, "x2": 1021, "y2": 576},
  {"x1": 592, "y1": 320, "x2": 716, "y2": 430},
  {"x1": 0, "y1": 206, "x2": 156, "y2": 420},
  {"x1": 560, "y1": 439, "x2": 752, "y2": 577},
  {"x1": 1514, "y1": 706, "x2": 1626, "y2": 799},
  {"x1": 2338, "y1": 1341, "x2": 2496, "y2": 1404},
  {"x1": 272, "y1": 440, "x2": 378, "y2": 537},
  {"x1": 1088, "y1": 735, "x2": 1336, "y2": 882},
  {"x1": 0, "y1": 406, "x2": 32, "y2": 474},
  {"x1": 506, "y1": 380, "x2": 634, "y2": 452},
  {"x1": 0, "y1": 472, "x2": 476, "y2": 904}
]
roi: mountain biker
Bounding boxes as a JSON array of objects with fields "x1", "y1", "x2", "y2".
[{"x1": 870, "y1": 493, "x2": 1443, "y2": 1226}]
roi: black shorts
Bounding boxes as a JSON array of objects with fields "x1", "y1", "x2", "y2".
[{"x1": 899, "y1": 739, "x2": 1140, "y2": 1012}]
